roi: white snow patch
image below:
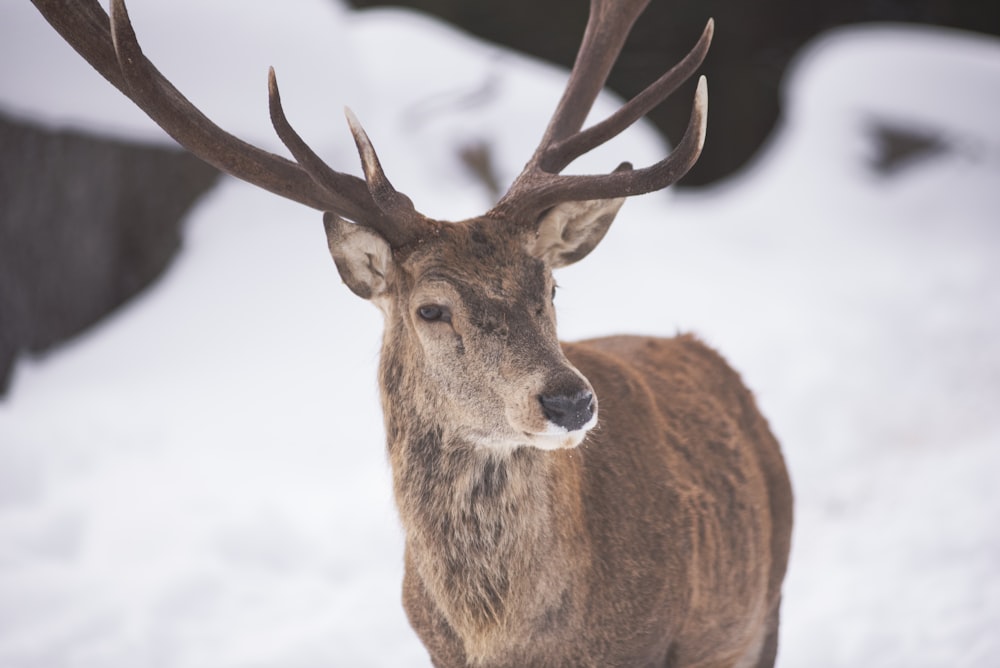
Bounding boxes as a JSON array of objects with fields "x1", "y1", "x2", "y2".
[{"x1": 1, "y1": 1, "x2": 998, "y2": 666}]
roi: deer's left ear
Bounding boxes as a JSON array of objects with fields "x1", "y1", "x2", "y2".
[
  {"x1": 527, "y1": 197, "x2": 626, "y2": 268},
  {"x1": 324, "y1": 212, "x2": 395, "y2": 302}
]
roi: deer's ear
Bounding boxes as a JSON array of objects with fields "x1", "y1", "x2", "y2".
[
  {"x1": 324, "y1": 213, "x2": 395, "y2": 301},
  {"x1": 527, "y1": 198, "x2": 626, "y2": 268}
]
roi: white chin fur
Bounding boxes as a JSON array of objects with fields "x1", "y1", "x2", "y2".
[
  {"x1": 472, "y1": 414, "x2": 597, "y2": 452},
  {"x1": 525, "y1": 412, "x2": 598, "y2": 450},
  {"x1": 526, "y1": 430, "x2": 588, "y2": 451}
]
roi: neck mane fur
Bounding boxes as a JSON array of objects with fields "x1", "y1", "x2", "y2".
[{"x1": 378, "y1": 344, "x2": 587, "y2": 659}]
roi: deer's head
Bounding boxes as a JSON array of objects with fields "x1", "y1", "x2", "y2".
[
  {"x1": 329, "y1": 196, "x2": 628, "y2": 450},
  {"x1": 35, "y1": 0, "x2": 710, "y2": 451}
]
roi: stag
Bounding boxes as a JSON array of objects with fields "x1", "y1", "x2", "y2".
[{"x1": 34, "y1": 0, "x2": 793, "y2": 665}]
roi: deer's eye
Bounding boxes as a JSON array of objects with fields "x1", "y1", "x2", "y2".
[{"x1": 417, "y1": 304, "x2": 452, "y2": 323}]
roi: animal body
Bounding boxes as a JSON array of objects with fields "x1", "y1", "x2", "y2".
[{"x1": 33, "y1": 0, "x2": 793, "y2": 665}]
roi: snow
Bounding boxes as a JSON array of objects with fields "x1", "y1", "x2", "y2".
[{"x1": 2, "y1": 1, "x2": 999, "y2": 666}]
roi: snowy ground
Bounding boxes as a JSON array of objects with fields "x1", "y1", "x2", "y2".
[{"x1": 2, "y1": 1, "x2": 999, "y2": 666}]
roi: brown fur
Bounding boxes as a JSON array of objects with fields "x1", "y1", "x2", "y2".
[{"x1": 365, "y1": 220, "x2": 793, "y2": 667}]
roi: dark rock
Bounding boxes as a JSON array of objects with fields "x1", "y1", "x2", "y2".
[
  {"x1": 0, "y1": 111, "x2": 220, "y2": 394},
  {"x1": 866, "y1": 119, "x2": 949, "y2": 176}
]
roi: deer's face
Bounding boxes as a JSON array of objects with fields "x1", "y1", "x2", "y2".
[
  {"x1": 325, "y1": 198, "x2": 625, "y2": 451},
  {"x1": 394, "y1": 221, "x2": 596, "y2": 451}
]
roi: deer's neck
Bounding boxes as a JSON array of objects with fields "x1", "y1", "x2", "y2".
[{"x1": 379, "y1": 348, "x2": 587, "y2": 657}]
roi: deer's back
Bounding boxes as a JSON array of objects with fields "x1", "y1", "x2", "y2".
[{"x1": 561, "y1": 333, "x2": 793, "y2": 665}]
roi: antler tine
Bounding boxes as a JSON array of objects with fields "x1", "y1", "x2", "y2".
[
  {"x1": 538, "y1": 0, "x2": 653, "y2": 148},
  {"x1": 31, "y1": 0, "x2": 398, "y2": 234},
  {"x1": 491, "y1": 2, "x2": 711, "y2": 222},
  {"x1": 497, "y1": 77, "x2": 707, "y2": 217},
  {"x1": 541, "y1": 19, "x2": 713, "y2": 174},
  {"x1": 267, "y1": 70, "x2": 423, "y2": 246},
  {"x1": 343, "y1": 108, "x2": 423, "y2": 227},
  {"x1": 30, "y1": 0, "x2": 126, "y2": 94}
]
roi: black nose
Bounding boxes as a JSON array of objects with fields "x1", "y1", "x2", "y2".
[{"x1": 539, "y1": 389, "x2": 595, "y2": 431}]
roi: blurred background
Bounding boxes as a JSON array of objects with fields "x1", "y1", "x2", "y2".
[
  {"x1": 348, "y1": 0, "x2": 1000, "y2": 185},
  {"x1": 1, "y1": 0, "x2": 998, "y2": 666}
]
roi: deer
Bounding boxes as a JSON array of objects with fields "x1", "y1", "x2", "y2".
[{"x1": 33, "y1": 0, "x2": 794, "y2": 665}]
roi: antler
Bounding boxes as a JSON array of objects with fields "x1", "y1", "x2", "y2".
[
  {"x1": 34, "y1": 0, "x2": 710, "y2": 241},
  {"x1": 490, "y1": 0, "x2": 712, "y2": 222},
  {"x1": 31, "y1": 0, "x2": 426, "y2": 247}
]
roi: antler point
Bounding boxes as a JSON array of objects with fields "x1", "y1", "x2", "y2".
[
  {"x1": 696, "y1": 75, "x2": 709, "y2": 107},
  {"x1": 694, "y1": 76, "x2": 709, "y2": 150},
  {"x1": 344, "y1": 106, "x2": 360, "y2": 128}
]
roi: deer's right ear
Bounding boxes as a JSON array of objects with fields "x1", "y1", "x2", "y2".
[{"x1": 323, "y1": 213, "x2": 395, "y2": 301}]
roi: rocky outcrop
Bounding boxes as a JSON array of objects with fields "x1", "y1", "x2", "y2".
[{"x1": 0, "y1": 111, "x2": 220, "y2": 393}]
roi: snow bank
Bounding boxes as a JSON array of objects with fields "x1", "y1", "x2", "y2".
[{"x1": 1, "y1": 1, "x2": 998, "y2": 665}]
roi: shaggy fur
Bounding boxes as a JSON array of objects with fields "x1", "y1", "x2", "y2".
[{"x1": 339, "y1": 216, "x2": 795, "y2": 667}]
